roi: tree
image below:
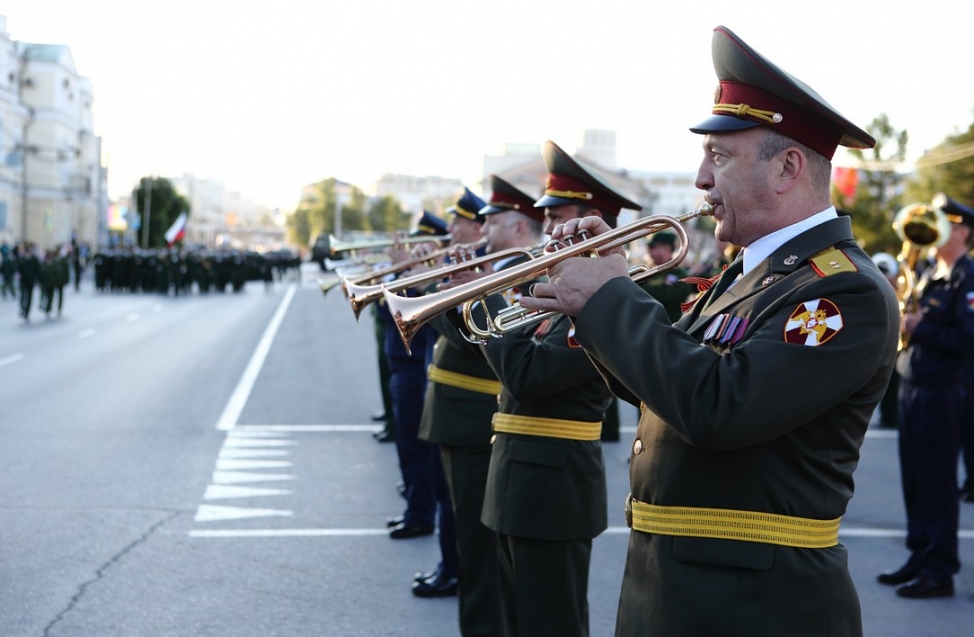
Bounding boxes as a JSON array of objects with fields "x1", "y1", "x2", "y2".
[
  {"x1": 904, "y1": 118, "x2": 974, "y2": 206},
  {"x1": 132, "y1": 177, "x2": 191, "y2": 249},
  {"x1": 836, "y1": 114, "x2": 908, "y2": 255},
  {"x1": 367, "y1": 195, "x2": 410, "y2": 233}
]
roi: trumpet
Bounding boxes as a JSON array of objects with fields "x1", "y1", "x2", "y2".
[
  {"x1": 384, "y1": 204, "x2": 714, "y2": 353},
  {"x1": 892, "y1": 199, "x2": 951, "y2": 350},
  {"x1": 341, "y1": 238, "x2": 489, "y2": 302},
  {"x1": 346, "y1": 244, "x2": 537, "y2": 320},
  {"x1": 328, "y1": 233, "x2": 451, "y2": 258}
]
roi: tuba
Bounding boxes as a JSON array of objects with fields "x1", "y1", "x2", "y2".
[{"x1": 891, "y1": 198, "x2": 951, "y2": 350}]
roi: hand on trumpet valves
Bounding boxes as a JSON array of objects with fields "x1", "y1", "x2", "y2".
[
  {"x1": 545, "y1": 216, "x2": 627, "y2": 258},
  {"x1": 519, "y1": 251, "x2": 630, "y2": 318},
  {"x1": 438, "y1": 263, "x2": 494, "y2": 291}
]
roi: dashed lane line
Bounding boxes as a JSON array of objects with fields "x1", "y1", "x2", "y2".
[{"x1": 0, "y1": 353, "x2": 25, "y2": 367}]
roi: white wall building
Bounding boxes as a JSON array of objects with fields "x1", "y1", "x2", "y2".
[
  {"x1": 2, "y1": 14, "x2": 106, "y2": 250},
  {"x1": 374, "y1": 173, "x2": 465, "y2": 214}
]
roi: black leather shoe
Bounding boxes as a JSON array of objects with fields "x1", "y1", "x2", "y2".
[
  {"x1": 413, "y1": 569, "x2": 437, "y2": 582},
  {"x1": 412, "y1": 572, "x2": 458, "y2": 597},
  {"x1": 373, "y1": 431, "x2": 394, "y2": 443},
  {"x1": 877, "y1": 564, "x2": 919, "y2": 586},
  {"x1": 895, "y1": 575, "x2": 954, "y2": 598},
  {"x1": 389, "y1": 522, "x2": 434, "y2": 539},
  {"x1": 386, "y1": 515, "x2": 405, "y2": 528},
  {"x1": 371, "y1": 410, "x2": 387, "y2": 421}
]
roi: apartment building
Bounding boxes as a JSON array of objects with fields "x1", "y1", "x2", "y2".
[{"x1": 0, "y1": 14, "x2": 106, "y2": 249}]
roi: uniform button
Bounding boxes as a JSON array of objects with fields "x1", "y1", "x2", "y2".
[
  {"x1": 633, "y1": 439, "x2": 643, "y2": 454},
  {"x1": 490, "y1": 434, "x2": 496, "y2": 444}
]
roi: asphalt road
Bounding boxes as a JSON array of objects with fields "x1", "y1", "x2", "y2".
[{"x1": 0, "y1": 264, "x2": 971, "y2": 636}]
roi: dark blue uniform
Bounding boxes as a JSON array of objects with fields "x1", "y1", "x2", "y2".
[
  {"x1": 895, "y1": 253, "x2": 974, "y2": 581},
  {"x1": 377, "y1": 299, "x2": 439, "y2": 531}
]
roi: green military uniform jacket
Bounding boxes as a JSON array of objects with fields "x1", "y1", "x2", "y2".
[
  {"x1": 574, "y1": 216, "x2": 898, "y2": 637},
  {"x1": 638, "y1": 265, "x2": 693, "y2": 323},
  {"x1": 480, "y1": 304, "x2": 610, "y2": 541},
  {"x1": 418, "y1": 308, "x2": 499, "y2": 447},
  {"x1": 418, "y1": 253, "x2": 535, "y2": 446}
]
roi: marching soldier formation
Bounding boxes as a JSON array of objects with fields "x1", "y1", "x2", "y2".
[
  {"x1": 341, "y1": 22, "x2": 974, "y2": 637},
  {"x1": 3, "y1": 239, "x2": 299, "y2": 322}
]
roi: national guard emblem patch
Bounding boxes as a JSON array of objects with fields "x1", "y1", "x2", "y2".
[{"x1": 784, "y1": 299, "x2": 843, "y2": 346}]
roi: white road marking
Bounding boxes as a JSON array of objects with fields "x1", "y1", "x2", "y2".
[
  {"x1": 189, "y1": 527, "x2": 974, "y2": 539},
  {"x1": 0, "y1": 353, "x2": 25, "y2": 367},
  {"x1": 216, "y1": 284, "x2": 296, "y2": 431},
  {"x1": 191, "y1": 528, "x2": 388, "y2": 538},
  {"x1": 219, "y1": 449, "x2": 290, "y2": 459},
  {"x1": 194, "y1": 504, "x2": 293, "y2": 522},
  {"x1": 224, "y1": 437, "x2": 295, "y2": 448},
  {"x1": 203, "y1": 484, "x2": 292, "y2": 500},
  {"x1": 235, "y1": 424, "x2": 383, "y2": 433},
  {"x1": 212, "y1": 471, "x2": 295, "y2": 484},
  {"x1": 215, "y1": 458, "x2": 292, "y2": 471},
  {"x1": 78, "y1": 328, "x2": 96, "y2": 338}
]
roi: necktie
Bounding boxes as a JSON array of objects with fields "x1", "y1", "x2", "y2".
[{"x1": 706, "y1": 258, "x2": 744, "y2": 305}]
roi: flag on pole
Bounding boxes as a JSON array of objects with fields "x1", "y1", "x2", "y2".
[{"x1": 164, "y1": 212, "x2": 187, "y2": 246}]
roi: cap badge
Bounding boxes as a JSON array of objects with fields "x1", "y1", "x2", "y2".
[
  {"x1": 783, "y1": 255, "x2": 798, "y2": 266},
  {"x1": 762, "y1": 276, "x2": 775, "y2": 286}
]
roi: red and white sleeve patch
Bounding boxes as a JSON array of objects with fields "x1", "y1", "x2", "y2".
[{"x1": 784, "y1": 298, "x2": 844, "y2": 346}]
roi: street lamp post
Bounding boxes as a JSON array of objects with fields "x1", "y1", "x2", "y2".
[{"x1": 20, "y1": 107, "x2": 34, "y2": 243}]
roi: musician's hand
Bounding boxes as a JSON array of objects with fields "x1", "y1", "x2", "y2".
[
  {"x1": 519, "y1": 253, "x2": 629, "y2": 316},
  {"x1": 439, "y1": 265, "x2": 493, "y2": 290},
  {"x1": 547, "y1": 217, "x2": 625, "y2": 258},
  {"x1": 901, "y1": 311, "x2": 922, "y2": 336},
  {"x1": 388, "y1": 245, "x2": 413, "y2": 265}
]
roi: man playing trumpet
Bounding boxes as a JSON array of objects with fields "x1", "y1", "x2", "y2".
[{"x1": 521, "y1": 25, "x2": 899, "y2": 637}]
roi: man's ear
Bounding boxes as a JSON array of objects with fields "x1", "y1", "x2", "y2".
[{"x1": 776, "y1": 148, "x2": 805, "y2": 194}]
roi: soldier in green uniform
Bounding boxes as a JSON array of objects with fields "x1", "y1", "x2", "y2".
[
  {"x1": 638, "y1": 231, "x2": 694, "y2": 323},
  {"x1": 416, "y1": 176, "x2": 543, "y2": 633},
  {"x1": 522, "y1": 26, "x2": 899, "y2": 637},
  {"x1": 478, "y1": 142, "x2": 638, "y2": 637}
]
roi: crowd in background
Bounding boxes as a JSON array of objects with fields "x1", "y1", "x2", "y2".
[{"x1": 1, "y1": 239, "x2": 301, "y2": 321}]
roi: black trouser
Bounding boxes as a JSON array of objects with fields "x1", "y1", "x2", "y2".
[
  {"x1": 898, "y1": 380, "x2": 962, "y2": 578},
  {"x1": 442, "y1": 444, "x2": 500, "y2": 636},
  {"x1": 496, "y1": 534, "x2": 591, "y2": 637}
]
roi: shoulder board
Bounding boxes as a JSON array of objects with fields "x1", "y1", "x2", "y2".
[{"x1": 809, "y1": 247, "x2": 858, "y2": 277}]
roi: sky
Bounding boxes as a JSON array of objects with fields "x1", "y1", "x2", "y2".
[{"x1": 2, "y1": 0, "x2": 972, "y2": 212}]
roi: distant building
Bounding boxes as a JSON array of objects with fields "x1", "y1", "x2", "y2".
[
  {"x1": 0, "y1": 13, "x2": 107, "y2": 249},
  {"x1": 374, "y1": 173, "x2": 465, "y2": 215},
  {"x1": 171, "y1": 173, "x2": 282, "y2": 250},
  {"x1": 577, "y1": 129, "x2": 617, "y2": 170}
]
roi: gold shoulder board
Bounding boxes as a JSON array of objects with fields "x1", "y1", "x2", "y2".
[{"x1": 809, "y1": 247, "x2": 858, "y2": 277}]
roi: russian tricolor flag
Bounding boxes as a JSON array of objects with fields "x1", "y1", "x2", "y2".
[{"x1": 165, "y1": 212, "x2": 187, "y2": 247}]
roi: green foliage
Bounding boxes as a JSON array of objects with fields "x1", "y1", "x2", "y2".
[
  {"x1": 836, "y1": 114, "x2": 907, "y2": 255},
  {"x1": 287, "y1": 180, "x2": 414, "y2": 247},
  {"x1": 904, "y1": 119, "x2": 974, "y2": 206},
  {"x1": 132, "y1": 177, "x2": 191, "y2": 248},
  {"x1": 367, "y1": 195, "x2": 410, "y2": 233}
]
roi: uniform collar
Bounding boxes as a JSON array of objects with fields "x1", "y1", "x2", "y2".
[{"x1": 742, "y1": 207, "x2": 837, "y2": 275}]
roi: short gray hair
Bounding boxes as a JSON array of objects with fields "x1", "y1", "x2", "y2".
[{"x1": 757, "y1": 129, "x2": 832, "y2": 190}]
